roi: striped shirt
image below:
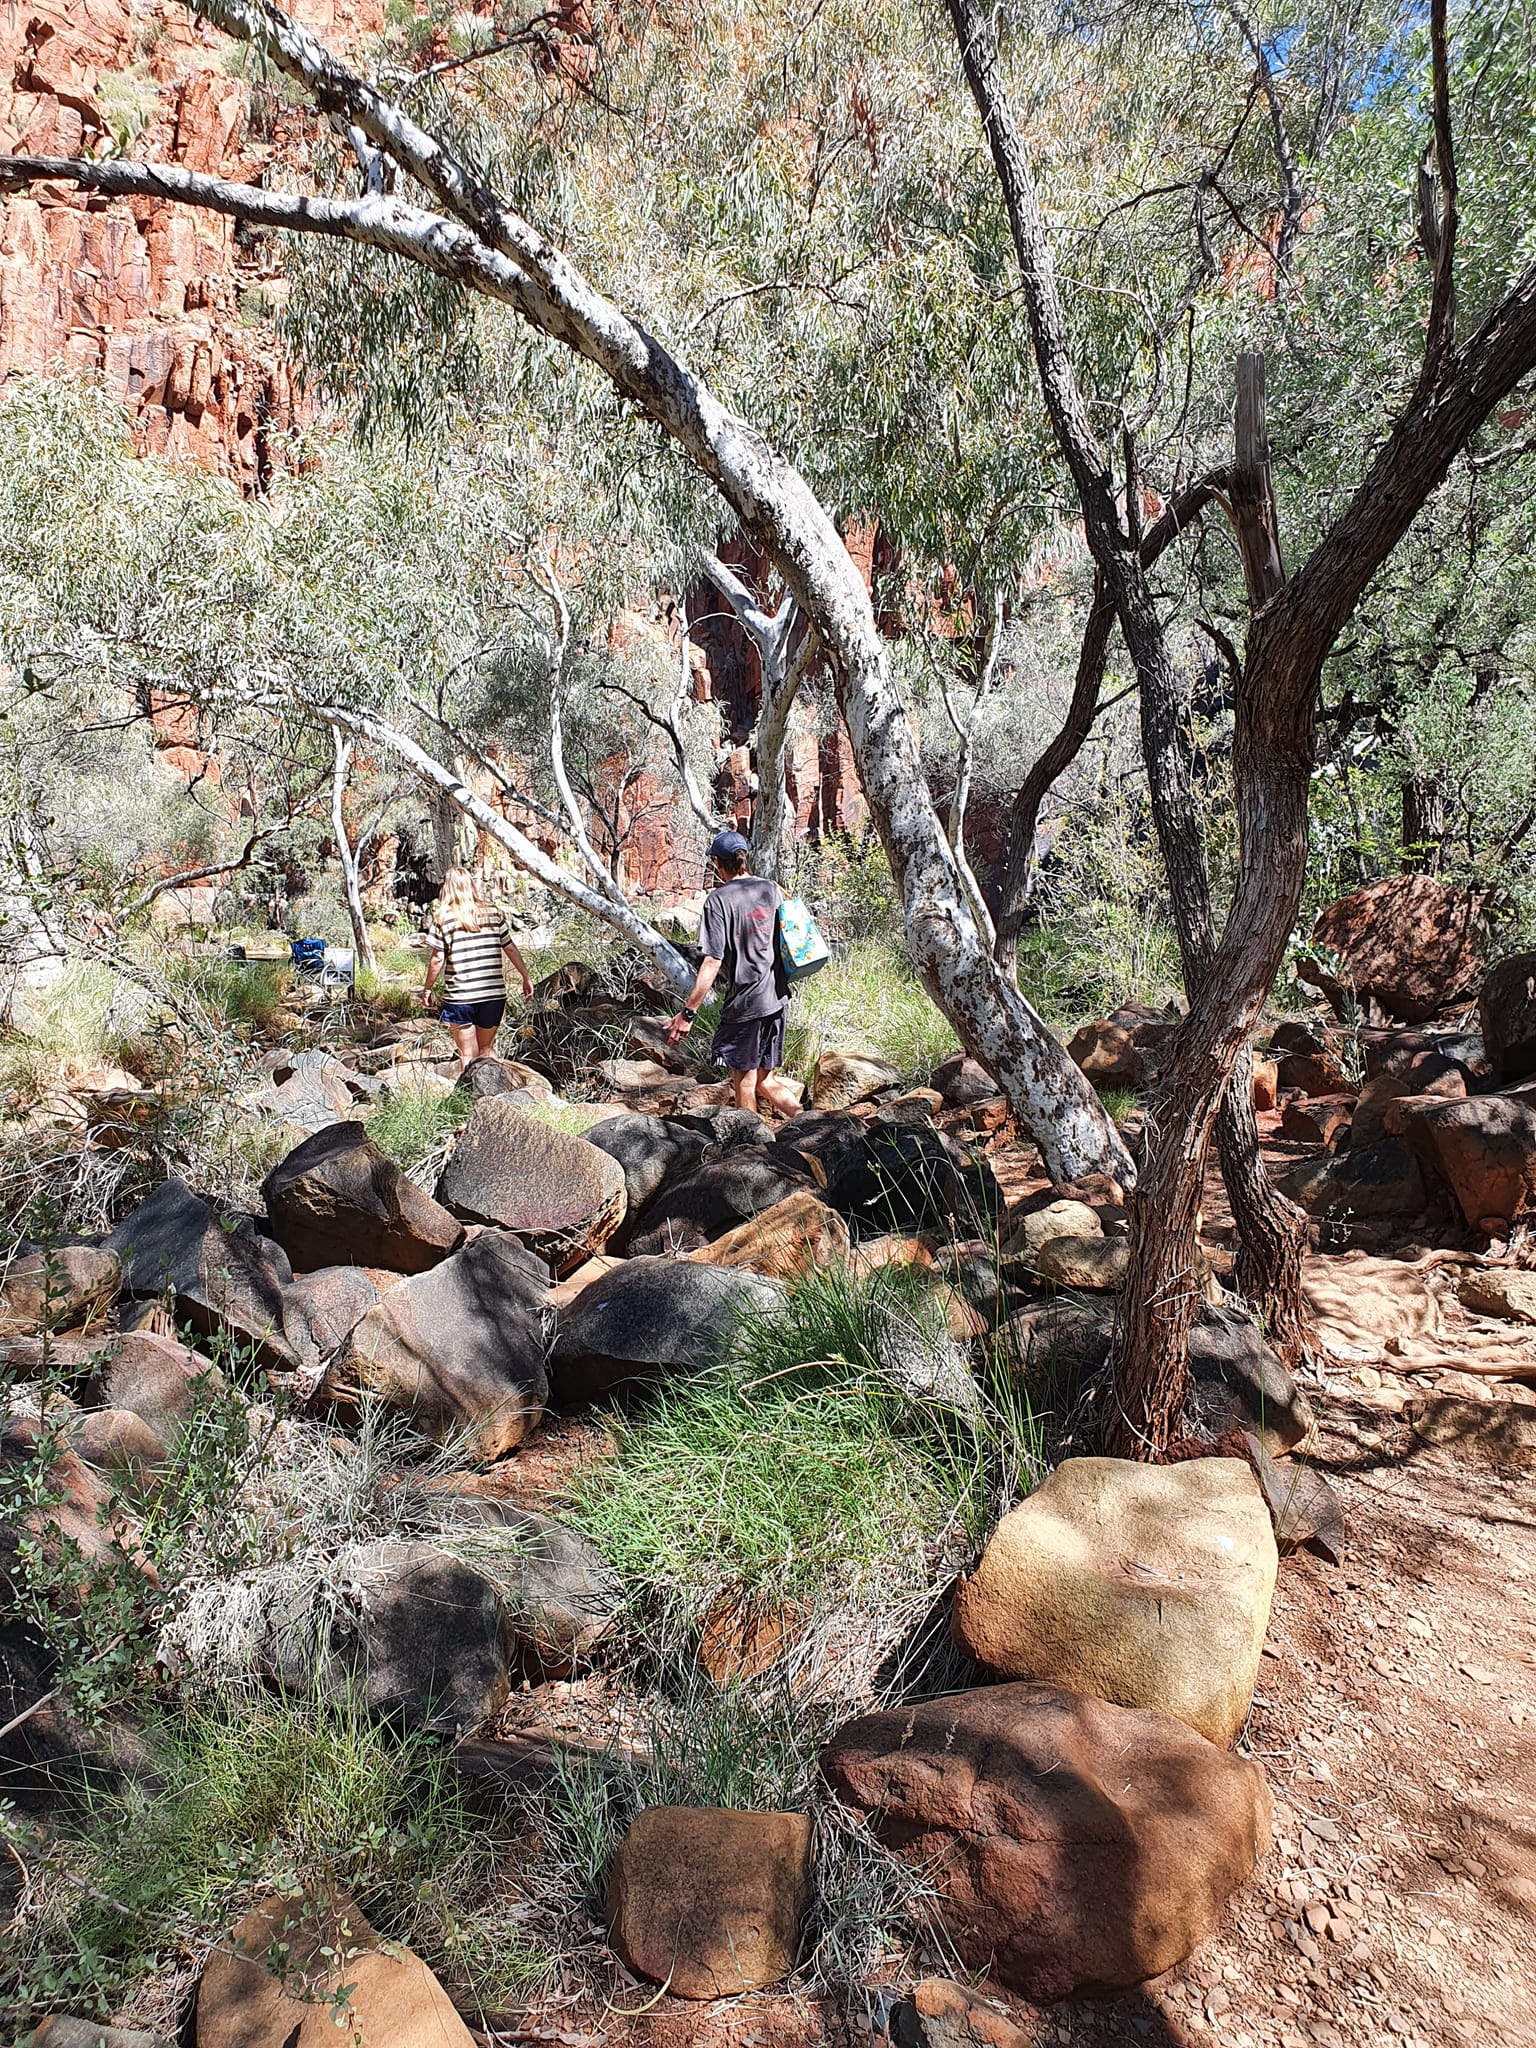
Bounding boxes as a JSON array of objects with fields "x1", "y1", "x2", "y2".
[{"x1": 426, "y1": 911, "x2": 511, "y2": 1003}]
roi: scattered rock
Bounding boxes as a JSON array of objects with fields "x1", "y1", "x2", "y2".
[
  {"x1": 105, "y1": 1178, "x2": 297, "y2": 1371},
  {"x1": 92, "y1": 1331, "x2": 223, "y2": 1447},
  {"x1": 607, "y1": 1806, "x2": 813, "y2": 1998},
  {"x1": 1066, "y1": 1019, "x2": 1142, "y2": 1089},
  {"x1": 934, "y1": 1239, "x2": 1002, "y2": 1321},
  {"x1": 593, "y1": 1055, "x2": 676, "y2": 1098},
  {"x1": 932, "y1": 1053, "x2": 999, "y2": 1108},
  {"x1": 0, "y1": 1415, "x2": 148, "y2": 1591},
  {"x1": 1004, "y1": 1301, "x2": 1112, "y2": 1382},
  {"x1": 1278, "y1": 1136, "x2": 1425, "y2": 1221},
  {"x1": 460, "y1": 1055, "x2": 554, "y2": 1100},
  {"x1": 1187, "y1": 1302, "x2": 1315, "y2": 1455},
  {"x1": 686, "y1": 1189, "x2": 851, "y2": 1281},
  {"x1": 1242, "y1": 1435, "x2": 1346, "y2": 1562},
  {"x1": 1280, "y1": 1095, "x2": 1354, "y2": 1148},
  {"x1": 261, "y1": 1123, "x2": 463, "y2": 1275},
  {"x1": 1409, "y1": 1394, "x2": 1536, "y2": 1466},
  {"x1": 171, "y1": 1540, "x2": 511, "y2": 1735},
  {"x1": 1458, "y1": 1266, "x2": 1536, "y2": 1324},
  {"x1": 1349, "y1": 1073, "x2": 1413, "y2": 1148},
  {"x1": 281, "y1": 1265, "x2": 381, "y2": 1369},
  {"x1": 892, "y1": 1977, "x2": 1030, "y2": 2048},
  {"x1": 810, "y1": 1049, "x2": 900, "y2": 1111},
  {"x1": 551, "y1": 1256, "x2": 784, "y2": 1402},
  {"x1": 323, "y1": 1231, "x2": 549, "y2": 1460},
  {"x1": 1399, "y1": 1094, "x2": 1536, "y2": 1230},
  {"x1": 1302, "y1": 875, "x2": 1486, "y2": 1024},
  {"x1": 586, "y1": 1112, "x2": 709, "y2": 1211},
  {"x1": 622, "y1": 1145, "x2": 816, "y2": 1257},
  {"x1": 256, "y1": 1048, "x2": 363, "y2": 1132},
  {"x1": 1034, "y1": 1234, "x2": 1129, "y2": 1291},
  {"x1": 1480, "y1": 951, "x2": 1536, "y2": 1081},
  {"x1": 0, "y1": 1246, "x2": 120, "y2": 1338},
  {"x1": 848, "y1": 1234, "x2": 935, "y2": 1279},
  {"x1": 1276, "y1": 1052, "x2": 1353, "y2": 1099},
  {"x1": 828, "y1": 1123, "x2": 1002, "y2": 1234},
  {"x1": 821, "y1": 1681, "x2": 1272, "y2": 2001},
  {"x1": 1251, "y1": 1057, "x2": 1280, "y2": 1112},
  {"x1": 195, "y1": 1888, "x2": 476, "y2": 2047},
  {"x1": 950, "y1": 1455, "x2": 1277, "y2": 1746},
  {"x1": 67, "y1": 1406, "x2": 168, "y2": 1476},
  {"x1": 436, "y1": 1097, "x2": 627, "y2": 1273}
]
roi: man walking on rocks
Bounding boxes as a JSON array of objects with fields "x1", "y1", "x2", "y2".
[{"x1": 665, "y1": 830, "x2": 801, "y2": 1119}]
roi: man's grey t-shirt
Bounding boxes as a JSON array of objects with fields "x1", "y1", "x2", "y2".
[{"x1": 700, "y1": 875, "x2": 784, "y2": 1024}]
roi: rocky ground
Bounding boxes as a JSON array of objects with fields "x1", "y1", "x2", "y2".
[{"x1": 6, "y1": 942, "x2": 1536, "y2": 2048}]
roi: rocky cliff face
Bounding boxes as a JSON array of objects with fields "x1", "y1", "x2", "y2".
[{"x1": 0, "y1": 0, "x2": 379, "y2": 479}]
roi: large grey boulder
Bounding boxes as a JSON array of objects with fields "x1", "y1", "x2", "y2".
[
  {"x1": 105, "y1": 1179, "x2": 297, "y2": 1371},
  {"x1": 824, "y1": 1123, "x2": 1003, "y2": 1234},
  {"x1": 1186, "y1": 1302, "x2": 1314, "y2": 1455},
  {"x1": 1277, "y1": 1136, "x2": 1425, "y2": 1221},
  {"x1": 436, "y1": 1098, "x2": 626, "y2": 1275},
  {"x1": 321, "y1": 1232, "x2": 550, "y2": 1459},
  {"x1": 428, "y1": 1497, "x2": 622, "y2": 1676},
  {"x1": 281, "y1": 1266, "x2": 382, "y2": 1370},
  {"x1": 586, "y1": 1112, "x2": 710, "y2": 1212},
  {"x1": 621, "y1": 1146, "x2": 816, "y2": 1257},
  {"x1": 551, "y1": 1255, "x2": 784, "y2": 1401},
  {"x1": 261, "y1": 1122, "x2": 463, "y2": 1275}
]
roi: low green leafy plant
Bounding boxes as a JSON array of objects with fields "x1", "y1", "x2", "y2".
[{"x1": 0, "y1": 1689, "x2": 542, "y2": 2032}]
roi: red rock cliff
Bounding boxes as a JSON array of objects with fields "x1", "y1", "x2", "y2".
[{"x1": 0, "y1": 0, "x2": 380, "y2": 479}]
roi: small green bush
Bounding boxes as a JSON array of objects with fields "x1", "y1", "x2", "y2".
[{"x1": 0, "y1": 1692, "x2": 541, "y2": 2031}]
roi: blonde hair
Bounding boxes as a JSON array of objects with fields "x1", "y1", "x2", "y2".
[{"x1": 430, "y1": 866, "x2": 496, "y2": 932}]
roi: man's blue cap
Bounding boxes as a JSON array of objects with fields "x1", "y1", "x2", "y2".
[{"x1": 708, "y1": 829, "x2": 750, "y2": 862}]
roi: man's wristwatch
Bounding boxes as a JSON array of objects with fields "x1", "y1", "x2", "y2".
[{"x1": 681, "y1": 1006, "x2": 698, "y2": 1021}]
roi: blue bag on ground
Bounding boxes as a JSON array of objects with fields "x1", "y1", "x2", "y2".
[{"x1": 776, "y1": 895, "x2": 831, "y2": 982}]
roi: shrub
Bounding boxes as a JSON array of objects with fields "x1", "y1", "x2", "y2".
[{"x1": 0, "y1": 1691, "x2": 541, "y2": 2033}]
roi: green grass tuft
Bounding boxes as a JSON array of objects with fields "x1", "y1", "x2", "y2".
[
  {"x1": 364, "y1": 1082, "x2": 469, "y2": 1169},
  {"x1": 782, "y1": 939, "x2": 954, "y2": 1087},
  {"x1": 0, "y1": 1691, "x2": 543, "y2": 2029}
]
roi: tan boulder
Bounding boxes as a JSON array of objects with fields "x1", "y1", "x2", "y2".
[
  {"x1": 195, "y1": 1889, "x2": 474, "y2": 2048},
  {"x1": 821, "y1": 1681, "x2": 1272, "y2": 2001},
  {"x1": 1000, "y1": 1198, "x2": 1101, "y2": 1262},
  {"x1": 1033, "y1": 1233, "x2": 1129, "y2": 1291},
  {"x1": 1349, "y1": 1072, "x2": 1411, "y2": 1148},
  {"x1": 1251, "y1": 1057, "x2": 1279, "y2": 1111},
  {"x1": 0, "y1": 1246, "x2": 121, "y2": 1337},
  {"x1": 847, "y1": 1234, "x2": 935, "y2": 1279},
  {"x1": 607, "y1": 1806, "x2": 813, "y2": 1998},
  {"x1": 686, "y1": 1189, "x2": 850, "y2": 1281},
  {"x1": 1458, "y1": 1267, "x2": 1536, "y2": 1324},
  {"x1": 951, "y1": 1456, "x2": 1277, "y2": 1747},
  {"x1": 810, "y1": 1049, "x2": 900, "y2": 1111}
]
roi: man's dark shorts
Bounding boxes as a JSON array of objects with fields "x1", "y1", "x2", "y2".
[
  {"x1": 441, "y1": 998, "x2": 506, "y2": 1028},
  {"x1": 713, "y1": 1004, "x2": 787, "y2": 1074}
]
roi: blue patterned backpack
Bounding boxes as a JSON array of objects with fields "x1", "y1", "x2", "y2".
[{"x1": 776, "y1": 894, "x2": 831, "y2": 983}]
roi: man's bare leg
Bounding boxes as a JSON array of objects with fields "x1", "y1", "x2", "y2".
[
  {"x1": 731, "y1": 1067, "x2": 759, "y2": 1114},
  {"x1": 756, "y1": 1069, "x2": 801, "y2": 1119}
]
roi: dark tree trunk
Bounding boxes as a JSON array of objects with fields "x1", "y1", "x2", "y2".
[{"x1": 1402, "y1": 771, "x2": 1446, "y2": 871}]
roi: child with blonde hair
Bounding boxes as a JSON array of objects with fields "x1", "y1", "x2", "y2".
[{"x1": 422, "y1": 866, "x2": 534, "y2": 1067}]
